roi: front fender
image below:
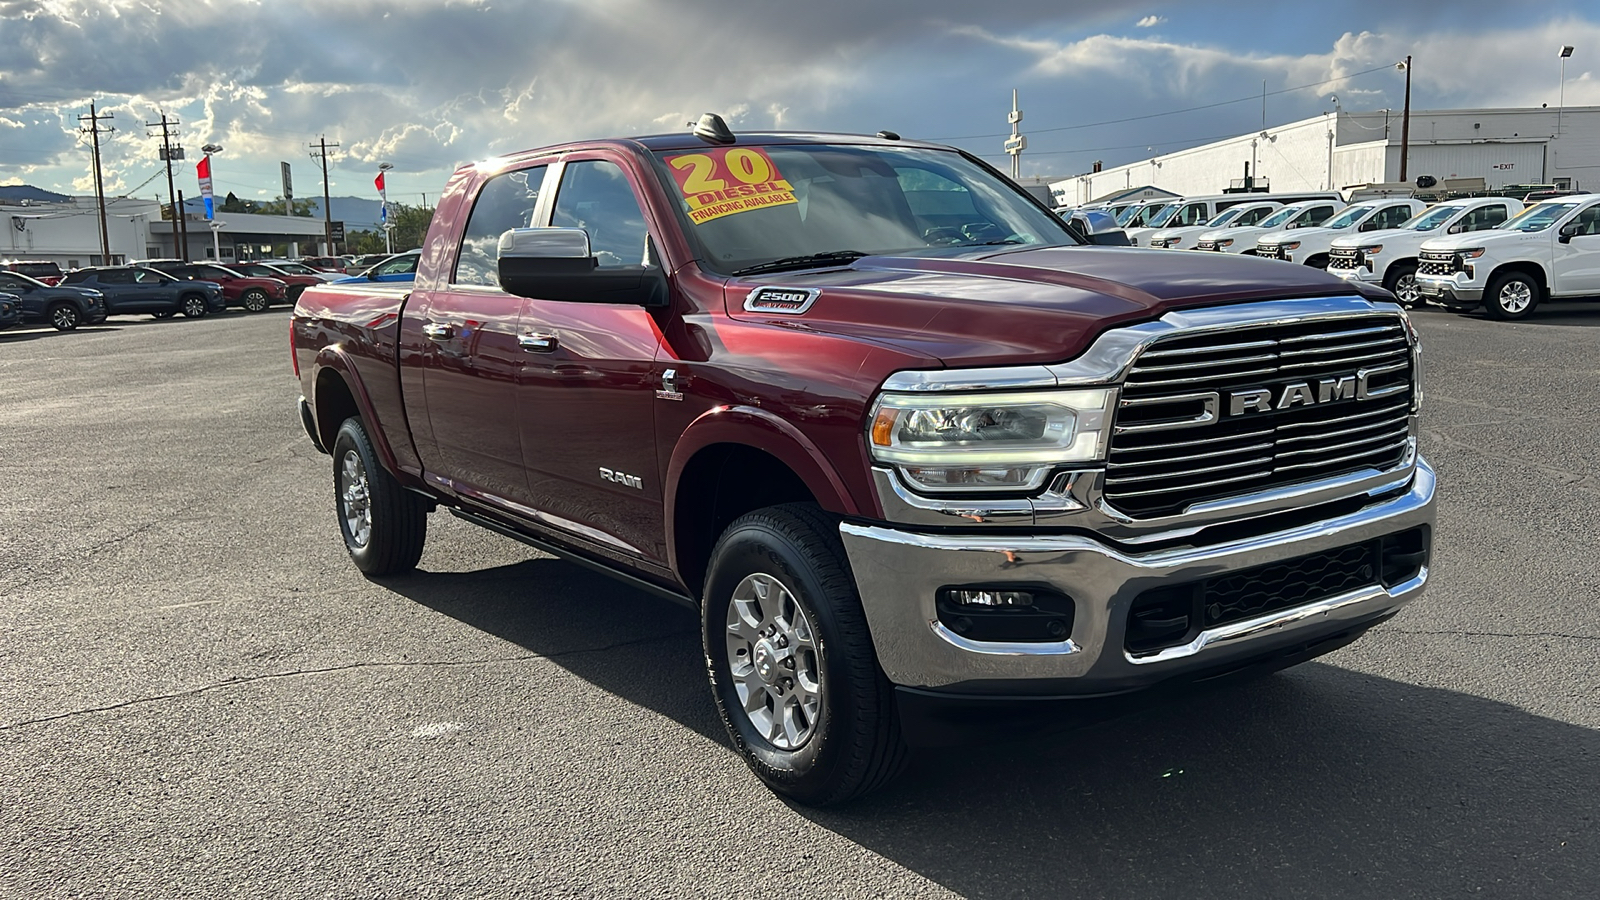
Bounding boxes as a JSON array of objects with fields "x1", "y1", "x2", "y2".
[{"x1": 310, "y1": 345, "x2": 403, "y2": 477}]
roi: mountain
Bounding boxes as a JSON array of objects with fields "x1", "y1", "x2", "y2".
[
  {"x1": 0, "y1": 185, "x2": 74, "y2": 204},
  {"x1": 180, "y1": 195, "x2": 395, "y2": 229}
]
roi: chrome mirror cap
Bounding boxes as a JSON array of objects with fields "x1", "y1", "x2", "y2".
[{"x1": 498, "y1": 227, "x2": 592, "y2": 260}]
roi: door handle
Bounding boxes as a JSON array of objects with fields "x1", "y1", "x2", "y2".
[
  {"x1": 518, "y1": 332, "x2": 558, "y2": 352},
  {"x1": 422, "y1": 322, "x2": 454, "y2": 341}
]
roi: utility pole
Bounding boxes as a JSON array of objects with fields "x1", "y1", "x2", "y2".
[
  {"x1": 148, "y1": 112, "x2": 188, "y2": 260},
  {"x1": 78, "y1": 103, "x2": 114, "y2": 263},
  {"x1": 1003, "y1": 89, "x2": 1026, "y2": 180},
  {"x1": 310, "y1": 136, "x2": 340, "y2": 255},
  {"x1": 1399, "y1": 56, "x2": 1413, "y2": 182},
  {"x1": 176, "y1": 189, "x2": 190, "y2": 260}
]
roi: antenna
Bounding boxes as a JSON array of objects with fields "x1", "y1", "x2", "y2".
[{"x1": 692, "y1": 113, "x2": 735, "y2": 144}]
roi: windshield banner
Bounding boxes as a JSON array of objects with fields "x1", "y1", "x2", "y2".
[{"x1": 665, "y1": 148, "x2": 797, "y2": 224}]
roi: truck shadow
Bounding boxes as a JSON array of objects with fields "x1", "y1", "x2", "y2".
[
  {"x1": 1414, "y1": 301, "x2": 1600, "y2": 327},
  {"x1": 382, "y1": 560, "x2": 1598, "y2": 898}
]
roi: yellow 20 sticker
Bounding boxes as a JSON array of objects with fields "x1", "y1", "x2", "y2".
[{"x1": 665, "y1": 147, "x2": 797, "y2": 224}]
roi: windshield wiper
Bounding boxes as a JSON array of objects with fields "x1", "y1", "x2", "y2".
[
  {"x1": 958, "y1": 238, "x2": 1027, "y2": 246},
  {"x1": 731, "y1": 251, "x2": 869, "y2": 276}
]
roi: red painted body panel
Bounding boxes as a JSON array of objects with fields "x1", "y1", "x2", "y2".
[{"x1": 291, "y1": 135, "x2": 1386, "y2": 593}]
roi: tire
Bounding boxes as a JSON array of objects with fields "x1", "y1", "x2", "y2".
[
  {"x1": 1383, "y1": 262, "x2": 1421, "y2": 307},
  {"x1": 181, "y1": 294, "x2": 208, "y2": 318},
  {"x1": 48, "y1": 302, "x2": 82, "y2": 331},
  {"x1": 330, "y1": 416, "x2": 427, "y2": 576},
  {"x1": 1305, "y1": 254, "x2": 1330, "y2": 270},
  {"x1": 241, "y1": 288, "x2": 270, "y2": 312},
  {"x1": 289, "y1": 285, "x2": 306, "y2": 302},
  {"x1": 1484, "y1": 271, "x2": 1539, "y2": 320},
  {"x1": 703, "y1": 503, "x2": 907, "y2": 805},
  {"x1": 153, "y1": 311, "x2": 177, "y2": 319}
]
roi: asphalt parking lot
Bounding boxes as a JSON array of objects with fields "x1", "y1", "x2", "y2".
[{"x1": 1, "y1": 304, "x2": 1597, "y2": 899}]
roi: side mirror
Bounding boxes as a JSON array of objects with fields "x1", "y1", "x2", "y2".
[
  {"x1": 1067, "y1": 210, "x2": 1131, "y2": 246},
  {"x1": 497, "y1": 227, "x2": 668, "y2": 306},
  {"x1": 1558, "y1": 222, "x2": 1581, "y2": 244},
  {"x1": 1447, "y1": 223, "x2": 1465, "y2": 234}
]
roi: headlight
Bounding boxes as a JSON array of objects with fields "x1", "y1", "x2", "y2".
[
  {"x1": 867, "y1": 388, "x2": 1115, "y2": 492},
  {"x1": 1216, "y1": 239, "x2": 1233, "y2": 248},
  {"x1": 1456, "y1": 248, "x2": 1486, "y2": 259},
  {"x1": 1359, "y1": 245, "x2": 1383, "y2": 256},
  {"x1": 1279, "y1": 241, "x2": 1302, "y2": 251},
  {"x1": 1165, "y1": 236, "x2": 1181, "y2": 248}
]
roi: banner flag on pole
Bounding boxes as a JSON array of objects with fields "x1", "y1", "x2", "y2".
[{"x1": 196, "y1": 156, "x2": 215, "y2": 220}]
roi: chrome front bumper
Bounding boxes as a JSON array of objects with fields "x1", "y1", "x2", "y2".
[{"x1": 841, "y1": 457, "x2": 1435, "y2": 692}]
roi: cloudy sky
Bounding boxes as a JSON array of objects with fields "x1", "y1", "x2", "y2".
[{"x1": 2, "y1": 0, "x2": 1597, "y2": 206}]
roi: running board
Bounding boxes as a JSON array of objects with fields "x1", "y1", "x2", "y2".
[{"x1": 448, "y1": 507, "x2": 697, "y2": 610}]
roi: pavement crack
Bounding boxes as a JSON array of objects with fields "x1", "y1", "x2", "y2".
[
  {"x1": 1420, "y1": 427, "x2": 1596, "y2": 489},
  {"x1": 0, "y1": 630, "x2": 697, "y2": 732},
  {"x1": 1377, "y1": 627, "x2": 1600, "y2": 643}
]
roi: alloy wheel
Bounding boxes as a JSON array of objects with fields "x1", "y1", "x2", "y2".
[
  {"x1": 725, "y1": 572, "x2": 822, "y2": 750},
  {"x1": 51, "y1": 305, "x2": 80, "y2": 330},
  {"x1": 1499, "y1": 280, "x2": 1533, "y2": 314},
  {"x1": 1395, "y1": 273, "x2": 1420, "y2": 306},
  {"x1": 183, "y1": 296, "x2": 206, "y2": 317},
  {"x1": 338, "y1": 450, "x2": 372, "y2": 548}
]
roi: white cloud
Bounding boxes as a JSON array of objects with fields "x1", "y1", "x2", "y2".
[{"x1": 1136, "y1": 15, "x2": 1164, "y2": 27}]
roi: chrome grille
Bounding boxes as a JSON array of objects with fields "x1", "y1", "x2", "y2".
[
  {"x1": 1106, "y1": 315, "x2": 1414, "y2": 519},
  {"x1": 1418, "y1": 251, "x2": 1455, "y2": 278},
  {"x1": 1195, "y1": 240, "x2": 1222, "y2": 251},
  {"x1": 1326, "y1": 248, "x2": 1360, "y2": 271},
  {"x1": 1256, "y1": 244, "x2": 1290, "y2": 260}
]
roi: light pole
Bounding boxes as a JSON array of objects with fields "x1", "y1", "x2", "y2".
[
  {"x1": 1559, "y1": 45, "x2": 1575, "y2": 135},
  {"x1": 377, "y1": 162, "x2": 395, "y2": 254},
  {"x1": 1397, "y1": 57, "x2": 1413, "y2": 182},
  {"x1": 201, "y1": 143, "x2": 224, "y2": 261}
]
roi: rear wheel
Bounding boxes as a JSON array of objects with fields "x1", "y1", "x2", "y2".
[
  {"x1": 48, "y1": 302, "x2": 81, "y2": 331},
  {"x1": 152, "y1": 311, "x2": 177, "y2": 319},
  {"x1": 241, "y1": 288, "x2": 270, "y2": 312},
  {"x1": 181, "y1": 294, "x2": 208, "y2": 318},
  {"x1": 703, "y1": 503, "x2": 907, "y2": 805},
  {"x1": 1484, "y1": 272, "x2": 1539, "y2": 320},
  {"x1": 1384, "y1": 262, "x2": 1421, "y2": 307},
  {"x1": 331, "y1": 417, "x2": 427, "y2": 575}
]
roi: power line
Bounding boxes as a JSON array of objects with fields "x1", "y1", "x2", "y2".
[
  {"x1": 925, "y1": 62, "x2": 1399, "y2": 141},
  {"x1": 77, "y1": 102, "x2": 114, "y2": 261},
  {"x1": 310, "y1": 136, "x2": 340, "y2": 253}
]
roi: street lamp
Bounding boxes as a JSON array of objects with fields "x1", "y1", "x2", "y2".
[
  {"x1": 1559, "y1": 46, "x2": 1575, "y2": 135},
  {"x1": 200, "y1": 144, "x2": 224, "y2": 261},
  {"x1": 377, "y1": 162, "x2": 395, "y2": 254}
]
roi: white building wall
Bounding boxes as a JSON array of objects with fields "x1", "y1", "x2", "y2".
[
  {"x1": 2, "y1": 198, "x2": 156, "y2": 267},
  {"x1": 1051, "y1": 105, "x2": 1600, "y2": 206}
]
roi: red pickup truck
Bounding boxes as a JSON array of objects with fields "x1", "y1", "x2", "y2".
[{"x1": 292, "y1": 120, "x2": 1435, "y2": 805}]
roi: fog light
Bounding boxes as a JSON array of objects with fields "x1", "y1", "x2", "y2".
[{"x1": 948, "y1": 589, "x2": 1034, "y2": 607}]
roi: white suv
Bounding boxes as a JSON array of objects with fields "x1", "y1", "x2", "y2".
[
  {"x1": 1255, "y1": 200, "x2": 1424, "y2": 269},
  {"x1": 1195, "y1": 201, "x2": 1344, "y2": 254},
  {"x1": 1147, "y1": 201, "x2": 1281, "y2": 250},
  {"x1": 1416, "y1": 194, "x2": 1600, "y2": 319},
  {"x1": 1327, "y1": 198, "x2": 1523, "y2": 306}
]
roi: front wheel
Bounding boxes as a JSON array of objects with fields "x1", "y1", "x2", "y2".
[
  {"x1": 48, "y1": 302, "x2": 82, "y2": 331},
  {"x1": 331, "y1": 417, "x2": 427, "y2": 575},
  {"x1": 241, "y1": 288, "x2": 270, "y2": 312},
  {"x1": 703, "y1": 503, "x2": 906, "y2": 806},
  {"x1": 152, "y1": 311, "x2": 177, "y2": 319},
  {"x1": 181, "y1": 294, "x2": 208, "y2": 318},
  {"x1": 1484, "y1": 272, "x2": 1539, "y2": 320},
  {"x1": 1384, "y1": 262, "x2": 1421, "y2": 307}
]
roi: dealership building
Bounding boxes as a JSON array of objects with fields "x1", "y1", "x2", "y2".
[
  {"x1": 1050, "y1": 105, "x2": 1600, "y2": 207},
  {"x1": 3, "y1": 196, "x2": 335, "y2": 267}
]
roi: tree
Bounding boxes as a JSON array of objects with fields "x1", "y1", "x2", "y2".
[
  {"x1": 219, "y1": 191, "x2": 253, "y2": 213},
  {"x1": 255, "y1": 196, "x2": 317, "y2": 217}
]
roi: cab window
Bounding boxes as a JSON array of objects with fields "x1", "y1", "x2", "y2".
[
  {"x1": 1459, "y1": 205, "x2": 1509, "y2": 232},
  {"x1": 551, "y1": 160, "x2": 651, "y2": 268},
  {"x1": 98, "y1": 269, "x2": 133, "y2": 285},
  {"x1": 454, "y1": 165, "x2": 548, "y2": 287},
  {"x1": 1572, "y1": 205, "x2": 1600, "y2": 236},
  {"x1": 133, "y1": 268, "x2": 168, "y2": 283},
  {"x1": 1364, "y1": 205, "x2": 1413, "y2": 231}
]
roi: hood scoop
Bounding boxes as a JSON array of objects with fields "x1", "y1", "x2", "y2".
[{"x1": 744, "y1": 286, "x2": 820, "y2": 315}]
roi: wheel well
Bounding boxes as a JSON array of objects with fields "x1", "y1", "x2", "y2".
[
  {"x1": 1486, "y1": 261, "x2": 1549, "y2": 294},
  {"x1": 1305, "y1": 253, "x2": 1330, "y2": 268},
  {"x1": 314, "y1": 369, "x2": 360, "y2": 452},
  {"x1": 673, "y1": 444, "x2": 816, "y2": 598}
]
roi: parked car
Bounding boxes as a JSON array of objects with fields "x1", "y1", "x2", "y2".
[
  {"x1": 1255, "y1": 199, "x2": 1426, "y2": 269},
  {"x1": 292, "y1": 123, "x2": 1433, "y2": 805},
  {"x1": 1147, "y1": 201, "x2": 1282, "y2": 250},
  {"x1": 141, "y1": 261, "x2": 289, "y2": 312},
  {"x1": 346, "y1": 253, "x2": 393, "y2": 275},
  {"x1": 1328, "y1": 198, "x2": 1524, "y2": 306},
  {"x1": 60, "y1": 266, "x2": 225, "y2": 319},
  {"x1": 0, "y1": 292, "x2": 20, "y2": 331},
  {"x1": 0, "y1": 269, "x2": 108, "y2": 330},
  {"x1": 1125, "y1": 192, "x2": 1340, "y2": 248},
  {"x1": 331, "y1": 250, "x2": 420, "y2": 283},
  {"x1": 226, "y1": 262, "x2": 326, "y2": 301},
  {"x1": 300, "y1": 256, "x2": 349, "y2": 273},
  {"x1": 258, "y1": 260, "x2": 342, "y2": 282},
  {"x1": 1195, "y1": 200, "x2": 1346, "y2": 254},
  {"x1": 1416, "y1": 194, "x2": 1600, "y2": 319},
  {"x1": 1, "y1": 260, "x2": 66, "y2": 286}
]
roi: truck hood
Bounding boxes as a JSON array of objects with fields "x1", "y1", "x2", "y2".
[
  {"x1": 1419, "y1": 229, "x2": 1544, "y2": 252},
  {"x1": 1198, "y1": 224, "x2": 1274, "y2": 241},
  {"x1": 726, "y1": 245, "x2": 1384, "y2": 368},
  {"x1": 1257, "y1": 225, "x2": 1354, "y2": 246},
  {"x1": 1329, "y1": 227, "x2": 1434, "y2": 249}
]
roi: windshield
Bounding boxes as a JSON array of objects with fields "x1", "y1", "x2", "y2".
[
  {"x1": 1402, "y1": 205, "x2": 1462, "y2": 231},
  {"x1": 651, "y1": 144, "x2": 1073, "y2": 275},
  {"x1": 1323, "y1": 205, "x2": 1377, "y2": 229},
  {"x1": 1204, "y1": 207, "x2": 1246, "y2": 228},
  {"x1": 1501, "y1": 202, "x2": 1580, "y2": 233},
  {"x1": 195, "y1": 265, "x2": 234, "y2": 280},
  {"x1": 1145, "y1": 203, "x2": 1181, "y2": 228},
  {"x1": 1113, "y1": 205, "x2": 1140, "y2": 226},
  {"x1": 1257, "y1": 205, "x2": 1307, "y2": 229}
]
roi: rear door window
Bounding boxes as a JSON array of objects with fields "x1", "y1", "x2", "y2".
[{"x1": 454, "y1": 165, "x2": 549, "y2": 287}]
